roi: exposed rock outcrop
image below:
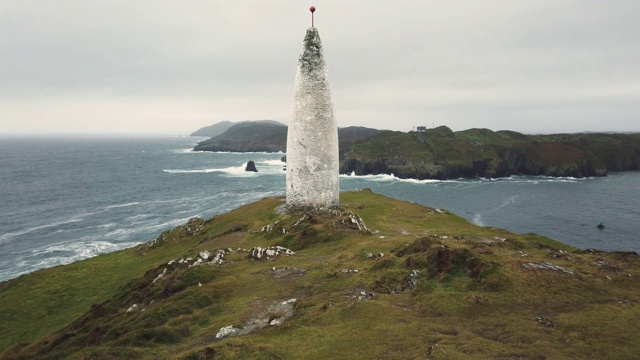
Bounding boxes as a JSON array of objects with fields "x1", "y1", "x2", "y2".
[
  {"x1": 248, "y1": 246, "x2": 295, "y2": 260},
  {"x1": 214, "y1": 298, "x2": 298, "y2": 339},
  {"x1": 245, "y1": 160, "x2": 257, "y2": 172}
]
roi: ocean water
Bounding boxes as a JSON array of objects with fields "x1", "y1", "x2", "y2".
[{"x1": 0, "y1": 136, "x2": 638, "y2": 282}]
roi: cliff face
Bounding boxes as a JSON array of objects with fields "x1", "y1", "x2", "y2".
[
  {"x1": 340, "y1": 127, "x2": 640, "y2": 179},
  {"x1": 193, "y1": 122, "x2": 640, "y2": 179}
]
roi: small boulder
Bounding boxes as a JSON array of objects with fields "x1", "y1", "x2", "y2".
[{"x1": 215, "y1": 325, "x2": 242, "y2": 339}]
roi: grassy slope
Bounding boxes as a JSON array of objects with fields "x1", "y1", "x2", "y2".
[
  {"x1": 194, "y1": 123, "x2": 381, "y2": 153},
  {"x1": 341, "y1": 127, "x2": 640, "y2": 178},
  {"x1": 194, "y1": 122, "x2": 288, "y2": 152},
  {"x1": 1, "y1": 191, "x2": 639, "y2": 359}
]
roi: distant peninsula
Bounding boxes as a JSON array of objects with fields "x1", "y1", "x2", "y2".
[
  {"x1": 192, "y1": 121, "x2": 640, "y2": 179},
  {"x1": 192, "y1": 120, "x2": 380, "y2": 153},
  {"x1": 190, "y1": 120, "x2": 285, "y2": 138}
]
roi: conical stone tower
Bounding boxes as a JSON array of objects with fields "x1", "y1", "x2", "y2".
[{"x1": 285, "y1": 25, "x2": 339, "y2": 211}]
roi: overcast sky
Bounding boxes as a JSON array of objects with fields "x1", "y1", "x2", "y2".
[{"x1": 1, "y1": 1, "x2": 638, "y2": 135}]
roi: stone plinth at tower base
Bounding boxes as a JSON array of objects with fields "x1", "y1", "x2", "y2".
[{"x1": 285, "y1": 27, "x2": 339, "y2": 211}]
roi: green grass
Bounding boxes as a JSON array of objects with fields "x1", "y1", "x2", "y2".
[
  {"x1": 341, "y1": 127, "x2": 640, "y2": 179},
  {"x1": 1, "y1": 191, "x2": 639, "y2": 359}
]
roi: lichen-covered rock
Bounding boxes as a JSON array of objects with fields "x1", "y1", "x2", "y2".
[
  {"x1": 215, "y1": 325, "x2": 242, "y2": 339},
  {"x1": 214, "y1": 298, "x2": 298, "y2": 339},
  {"x1": 269, "y1": 317, "x2": 286, "y2": 326},
  {"x1": 249, "y1": 246, "x2": 295, "y2": 260},
  {"x1": 191, "y1": 249, "x2": 229, "y2": 266},
  {"x1": 152, "y1": 268, "x2": 167, "y2": 283}
]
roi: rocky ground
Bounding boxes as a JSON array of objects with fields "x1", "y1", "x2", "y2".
[{"x1": 1, "y1": 190, "x2": 639, "y2": 359}]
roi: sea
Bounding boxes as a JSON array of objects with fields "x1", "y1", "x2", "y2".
[{"x1": 1, "y1": 136, "x2": 638, "y2": 282}]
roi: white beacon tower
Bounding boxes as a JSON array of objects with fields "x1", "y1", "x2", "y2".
[{"x1": 286, "y1": 7, "x2": 339, "y2": 211}]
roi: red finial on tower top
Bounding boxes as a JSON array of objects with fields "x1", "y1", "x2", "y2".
[{"x1": 310, "y1": 6, "x2": 316, "y2": 27}]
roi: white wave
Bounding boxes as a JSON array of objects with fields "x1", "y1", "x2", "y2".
[
  {"x1": 108, "y1": 216, "x2": 196, "y2": 241},
  {"x1": 204, "y1": 151, "x2": 285, "y2": 155},
  {"x1": 164, "y1": 163, "x2": 285, "y2": 177},
  {"x1": 163, "y1": 165, "x2": 257, "y2": 176},
  {"x1": 491, "y1": 175, "x2": 588, "y2": 184},
  {"x1": 340, "y1": 172, "x2": 442, "y2": 184},
  {"x1": 259, "y1": 159, "x2": 286, "y2": 166},
  {"x1": 220, "y1": 165, "x2": 259, "y2": 176},
  {"x1": 48, "y1": 221, "x2": 119, "y2": 236},
  {"x1": 125, "y1": 213, "x2": 154, "y2": 222},
  {"x1": 342, "y1": 173, "x2": 591, "y2": 185},
  {"x1": 497, "y1": 195, "x2": 519, "y2": 210},
  {"x1": 104, "y1": 202, "x2": 140, "y2": 210},
  {"x1": 53, "y1": 215, "x2": 197, "y2": 247},
  {"x1": 12, "y1": 240, "x2": 141, "y2": 277},
  {"x1": 141, "y1": 196, "x2": 202, "y2": 205},
  {"x1": 163, "y1": 168, "x2": 222, "y2": 174},
  {"x1": 0, "y1": 217, "x2": 85, "y2": 244},
  {"x1": 173, "y1": 148, "x2": 197, "y2": 154},
  {"x1": 472, "y1": 213, "x2": 484, "y2": 226}
]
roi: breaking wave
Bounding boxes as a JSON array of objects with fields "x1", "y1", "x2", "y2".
[
  {"x1": 340, "y1": 172, "x2": 442, "y2": 184},
  {"x1": 163, "y1": 162, "x2": 285, "y2": 177},
  {"x1": 0, "y1": 217, "x2": 85, "y2": 244},
  {"x1": 342, "y1": 172, "x2": 590, "y2": 185}
]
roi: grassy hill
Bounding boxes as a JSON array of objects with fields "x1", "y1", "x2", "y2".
[
  {"x1": 1, "y1": 191, "x2": 638, "y2": 359},
  {"x1": 193, "y1": 121, "x2": 289, "y2": 152},
  {"x1": 340, "y1": 127, "x2": 640, "y2": 179},
  {"x1": 193, "y1": 122, "x2": 381, "y2": 153},
  {"x1": 190, "y1": 121, "x2": 235, "y2": 137},
  {"x1": 190, "y1": 121, "x2": 285, "y2": 138}
]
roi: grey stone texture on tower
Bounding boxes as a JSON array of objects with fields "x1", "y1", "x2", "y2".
[{"x1": 285, "y1": 27, "x2": 339, "y2": 211}]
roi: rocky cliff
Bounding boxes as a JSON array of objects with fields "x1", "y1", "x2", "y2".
[
  {"x1": 193, "y1": 122, "x2": 640, "y2": 179},
  {"x1": 340, "y1": 127, "x2": 640, "y2": 179}
]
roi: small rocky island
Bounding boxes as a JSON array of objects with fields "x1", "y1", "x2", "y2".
[{"x1": 244, "y1": 160, "x2": 257, "y2": 172}]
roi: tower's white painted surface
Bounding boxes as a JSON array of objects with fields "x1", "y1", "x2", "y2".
[{"x1": 286, "y1": 27, "x2": 339, "y2": 210}]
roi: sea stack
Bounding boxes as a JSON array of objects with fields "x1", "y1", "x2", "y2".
[{"x1": 286, "y1": 9, "x2": 339, "y2": 211}]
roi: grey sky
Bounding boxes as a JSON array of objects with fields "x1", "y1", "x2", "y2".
[{"x1": 1, "y1": 1, "x2": 638, "y2": 135}]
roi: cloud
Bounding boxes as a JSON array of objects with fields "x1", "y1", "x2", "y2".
[{"x1": 1, "y1": 1, "x2": 638, "y2": 134}]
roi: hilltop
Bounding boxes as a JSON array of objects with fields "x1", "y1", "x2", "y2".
[
  {"x1": 1, "y1": 190, "x2": 638, "y2": 359},
  {"x1": 193, "y1": 121, "x2": 380, "y2": 153},
  {"x1": 193, "y1": 121, "x2": 288, "y2": 153},
  {"x1": 192, "y1": 122, "x2": 640, "y2": 179},
  {"x1": 190, "y1": 120, "x2": 285, "y2": 138}
]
